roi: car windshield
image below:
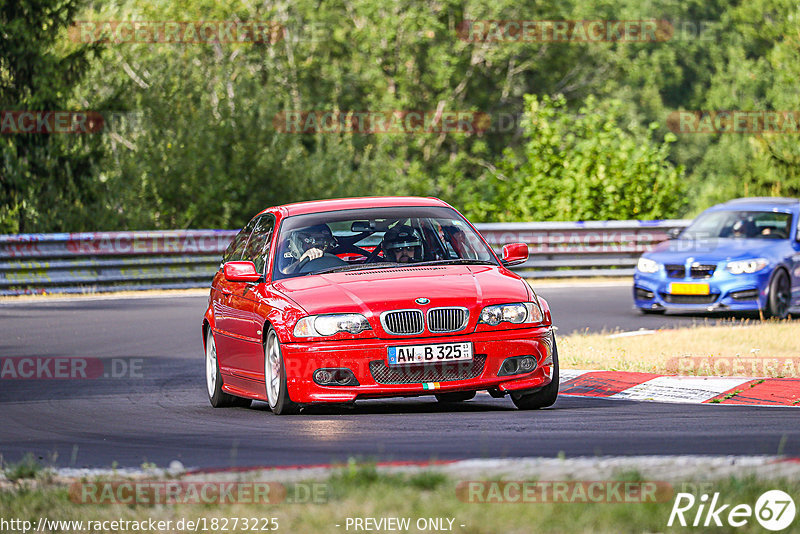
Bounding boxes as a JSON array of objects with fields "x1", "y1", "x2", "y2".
[
  {"x1": 681, "y1": 210, "x2": 793, "y2": 240},
  {"x1": 272, "y1": 206, "x2": 498, "y2": 280}
]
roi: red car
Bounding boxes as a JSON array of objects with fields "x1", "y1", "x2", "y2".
[{"x1": 203, "y1": 197, "x2": 558, "y2": 414}]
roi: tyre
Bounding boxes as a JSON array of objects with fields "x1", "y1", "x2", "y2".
[
  {"x1": 435, "y1": 391, "x2": 476, "y2": 403},
  {"x1": 205, "y1": 329, "x2": 252, "y2": 408},
  {"x1": 638, "y1": 307, "x2": 665, "y2": 315},
  {"x1": 766, "y1": 269, "x2": 791, "y2": 319},
  {"x1": 264, "y1": 328, "x2": 300, "y2": 415},
  {"x1": 511, "y1": 334, "x2": 560, "y2": 410}
]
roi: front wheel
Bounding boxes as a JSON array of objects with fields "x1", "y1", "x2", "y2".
[
  {"x1": 765, "y1": 269, "x2": 791, "y2": 319},
  {"x1": 205, "y1": 329, "x2": 252, "y2": 408},
  {"x1": 265, "y1": 328, "x2": 300, "y2": 415},
  {"x1": 511, "y1": 334, "x2": 559, "y2": 410}
]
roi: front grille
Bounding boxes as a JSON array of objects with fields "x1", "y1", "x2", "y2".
[
  {"x1": 660, "y1": 293, "x2": 718, "y2": 304},
  {"x1": 690, "y1": 264, "x2": 716, "y2": 279},
  {"x1": 427, "y1": 307, "x2": 469, "y2": 333},
  {"x1": 380, "y1": 310, "x2": 424, "y2": 335},
  {"x1": 369, "y1": 355, "x2": 487, "y2": 384},
  {"x1": 665, "y1": 264, "x2": 685, "y2": 278}
]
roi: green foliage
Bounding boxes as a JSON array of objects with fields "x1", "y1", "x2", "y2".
[
  {"x1": 1, "y1": 0, "x2": 799, "y2": 231},
  {"x1": 686, "y1": 0, "x2": 800, "y2": 212},
  {"x1": 478, "y1": 94, "x2": 685, "y2": 221},
  {"x1": 0, "y1": 0, "x2": 106, "y2": 233}
]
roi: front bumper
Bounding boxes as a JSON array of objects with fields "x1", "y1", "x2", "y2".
[
  {"x1": 633, "y1": 269, "x2": 772, "y2": 313},
  {"x1": 280, "y1": 326, "x2": 554, "y2": 403}
]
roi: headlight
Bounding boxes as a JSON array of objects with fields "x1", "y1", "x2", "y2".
[
  {"x1": 293, "y1": 314, "x2": 371, "y2": 337},
  {"x1": 478, "y1": 302, "x2": 542, "y2": 326},
  {"x1": 636, "y1": 257, "x2": 660, "y2": 273},
  {"x1": 726, "y1": 258, "x2": 769, "y2": 275}
]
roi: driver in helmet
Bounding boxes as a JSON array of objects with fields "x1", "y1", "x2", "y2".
[
  {"x1": 731, "y1": 219, "x2": 754, "y2": 238},
  {"x1": 283, "y1": 223, "x2": 337, "y2": 273},
  {"x1": 381, "y1": 224, "x2": 423, "y2": 264}
]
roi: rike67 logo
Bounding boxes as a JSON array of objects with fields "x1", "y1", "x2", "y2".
[{"x1": 668, "y1": 490, "x2": 796, "y2": 531}]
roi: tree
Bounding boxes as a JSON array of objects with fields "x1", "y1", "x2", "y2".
[
  {"x1": 478, "y1": 94, "x2": 685, "y2": 221},
  {"x1": 0, "y1": 0, "x2": 104, "y2": 233}
]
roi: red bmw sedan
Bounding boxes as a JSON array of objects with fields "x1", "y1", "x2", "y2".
[{"x1": 203, "y1": 197, "x2": 558, "y2": 414}]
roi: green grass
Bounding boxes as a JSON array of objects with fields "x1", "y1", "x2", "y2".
[
  {"x1": 2, "y1": 468, "x2": 799, "y2": 533},
  {"x1": 3, "y1": 453, "x2": 47, "y2": 482}
]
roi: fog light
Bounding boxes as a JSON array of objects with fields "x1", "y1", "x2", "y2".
[
  {"x1": 314, "y1": 370, "x2": 334, "y2": 384},
  {"x1": 635, "y1": 287, "x2": 655, "y2": 300},
  {"x1": 313, "y1": 368, "x2": 359, "y2": 386},
  {"x1": 498, "y1": 356, "x2": 537, "y2": 376},
  {"x1": 730, "y1": 289, "x2": 759, "y2": 301}
]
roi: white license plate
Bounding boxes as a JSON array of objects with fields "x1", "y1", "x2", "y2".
[{"x1": 387, "y1": 342, "x2": 473, "y2": 366}]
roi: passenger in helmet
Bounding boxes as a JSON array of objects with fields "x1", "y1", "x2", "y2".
[
  {"x1": 283, "y1": 224, "x2": 338, "y2": 273},
  {"x1": 381, "y1": 224, "x2": 423, "y2": 263}
]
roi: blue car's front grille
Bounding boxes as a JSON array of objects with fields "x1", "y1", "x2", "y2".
[
  {"x1": 690, "y1": 264, "x2": 716, "y2": 279},
  {"x1": 664, "y1": 264, "x2": 717, "y2": 279},
  {"x1": 665, "y1": 264, "x2": 685, "y2": 278},
  {"x1": 660, "y1": 293, "x2": 718, "y2": 305}
]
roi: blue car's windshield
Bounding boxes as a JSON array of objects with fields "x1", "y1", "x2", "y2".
[{"x1": 682, "y1": 210, "x2": 793, "y2": 240}]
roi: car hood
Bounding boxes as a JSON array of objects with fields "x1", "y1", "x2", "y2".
[
  {"x1": 272, "y1": 265, "x2": 531, "y2": 316},
  {"x1": 646, "y1": 238, "x2": 785, "y2": 264}
]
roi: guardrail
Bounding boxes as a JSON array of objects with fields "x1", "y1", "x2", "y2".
[{"x1": 0, "y1": 221, "x2": 691, "y2": 295}]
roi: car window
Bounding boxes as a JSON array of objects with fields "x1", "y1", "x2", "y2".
[
  {"x1": 273, "y1": 206, "x2": 498, "y2": 280},
  {"x1": 222, "y1": 216, "x2": 258, "y2": 263},
  {"x1": 243, "y1": 214, "x2": 275, "y2": 273},
  {"x1": 683, "y1": 210, "x2": 792, "y2": 240}
]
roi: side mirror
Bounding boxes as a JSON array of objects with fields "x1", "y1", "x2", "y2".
[
  {"x1": 666, "y1": 227, "x2": 683, "y2": 240},
  {"x1": 501, "y1": 243, "x2": 529, "y2": 266},
  {"x1": 223, "y1": 261, "x2": 261, "y2": 282}
]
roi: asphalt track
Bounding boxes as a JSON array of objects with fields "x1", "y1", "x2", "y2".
[{"x1": 1, "y1": 283, "x2": 798, "y2": 469}]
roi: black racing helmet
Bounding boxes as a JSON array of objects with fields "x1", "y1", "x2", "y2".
[
  {"x1": 381, "y1": 224, "x2": 423, "y2": 261},
  {"x1": 288, "y1": 224, "x2": 337, "y2": 259}
]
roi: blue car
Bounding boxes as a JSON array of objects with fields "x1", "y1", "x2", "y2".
[{"x1": 633, "y1": 197, "x2": 800, "y2": 318}]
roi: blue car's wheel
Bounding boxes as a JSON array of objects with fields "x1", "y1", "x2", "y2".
[{"x1": 766, "y1": 269, "x2": 791, "y2": 319}]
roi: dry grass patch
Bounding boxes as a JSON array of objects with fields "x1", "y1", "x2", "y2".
[{"x1": 560, "y1": 321, "x2": 800, "y2": 377}]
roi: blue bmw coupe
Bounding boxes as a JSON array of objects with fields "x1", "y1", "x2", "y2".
[{"x1": 633, "y1": 197, "x2": 800, "y2": 318}]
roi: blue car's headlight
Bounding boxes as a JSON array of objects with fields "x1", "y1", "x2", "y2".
[
  {"x1": 636, "y1": 257, "x2": 660, "y2": 273},
  {"x1": 725, "y1": 258, "x2": 769, "y2": 275}
]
